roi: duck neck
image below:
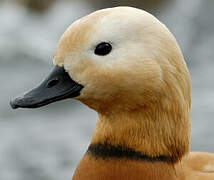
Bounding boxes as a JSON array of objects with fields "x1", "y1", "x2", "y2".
[
  {"x1": 73, "y1": 106, "x2": 189, "y2": 180},
  {"x1": 90, "y1": 103, "x2": 190, "y2": 164},
  {"x1": 73, "y1": 103, "x2": 190, "y2": 180}
]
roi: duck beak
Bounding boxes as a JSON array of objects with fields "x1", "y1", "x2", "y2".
[{"x1": 10, "y1": 66, "x2": 83, "y2": 109}]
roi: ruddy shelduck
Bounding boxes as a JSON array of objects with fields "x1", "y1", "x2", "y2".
[{"x1": 11, "y1": 7, "x2": 214, "y2": 180}]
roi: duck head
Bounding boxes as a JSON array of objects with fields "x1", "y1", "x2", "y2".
[{"x1": 11, "y1": 7, "x2": 191, "y2": 163}]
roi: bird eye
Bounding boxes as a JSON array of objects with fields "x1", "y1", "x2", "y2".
[{"x1": 94, "y1": 42, "x2": 112, "y2": 56}]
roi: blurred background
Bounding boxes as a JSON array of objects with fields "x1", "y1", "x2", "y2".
[{"x1": 0, "y1": 0, "x2": 214, "y2": 179}]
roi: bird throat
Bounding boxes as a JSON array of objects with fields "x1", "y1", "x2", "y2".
[
  {"x1": 90, "y1": 105, "x2": 190, "y2": 164},
  {"x1": 73, "y1": 102, "x2": 190, "y2": 180}
]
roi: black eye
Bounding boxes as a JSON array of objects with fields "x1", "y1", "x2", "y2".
[{"x1": 94, "y1": 42, "x2": 112, "y2": 56}]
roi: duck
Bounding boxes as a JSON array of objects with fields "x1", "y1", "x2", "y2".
[{"x1": 10, "y1": 6, "x2": 214, "y2": 180}]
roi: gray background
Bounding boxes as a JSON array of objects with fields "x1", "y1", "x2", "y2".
[{"x1": 0, "y1": 0, "x2": 214, "y2": 179}]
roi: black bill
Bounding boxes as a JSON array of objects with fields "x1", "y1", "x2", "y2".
[{"x1": 10, "y1": 66, "x2": 83, "y2": 109}]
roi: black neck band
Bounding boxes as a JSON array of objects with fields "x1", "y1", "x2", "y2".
[{"x1": 87, "y1": 143, "x2": 174, "y2": 163}]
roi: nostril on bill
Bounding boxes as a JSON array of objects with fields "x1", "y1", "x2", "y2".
[{"x1": 46, "y1": 79, "x2": 60, "y2": 88}]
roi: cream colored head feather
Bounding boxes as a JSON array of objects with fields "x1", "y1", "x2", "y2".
[
  {"x1": 54, "y1": 7, "x2": 191, "y2": 162},
  {"x1": 54, "y1": 6, "x2": 190, "y2": 111}
]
